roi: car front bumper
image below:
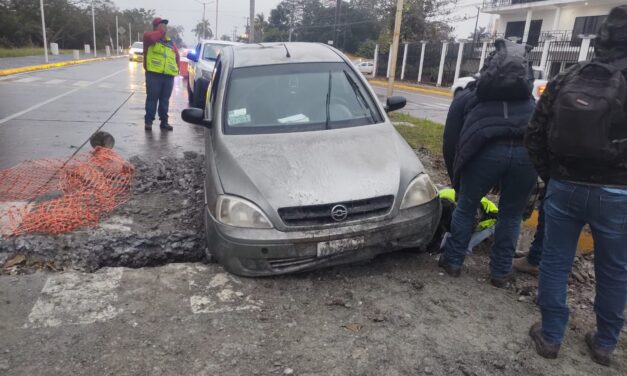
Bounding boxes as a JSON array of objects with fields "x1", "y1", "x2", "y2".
[{"x1": 205, "y1": 198, "x2": 441, "y2": 277}]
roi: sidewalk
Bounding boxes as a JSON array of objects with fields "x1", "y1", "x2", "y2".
[
  {"x1": 0, "y1": 53, "x2": 126, "y2": 76},
  {"x1": 368, "y1": 78, "x2": 452, "y2": 97}
]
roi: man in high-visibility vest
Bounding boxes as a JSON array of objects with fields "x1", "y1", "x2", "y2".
[{"x1": 143, "y1": 17, "x2": 180, "y2": 131}]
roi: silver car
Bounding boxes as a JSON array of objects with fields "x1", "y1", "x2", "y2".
[{"x1": 182, "y1": 42, "x2": 441, "y2": 276}]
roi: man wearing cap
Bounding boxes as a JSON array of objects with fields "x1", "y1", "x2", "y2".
[{"x1": 143, "y1": 17, "x2": 180, "y2": 131}]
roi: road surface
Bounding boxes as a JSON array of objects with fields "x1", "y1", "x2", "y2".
[{"x1": 372, "y1": 85, "x2": 451, "y2": 124}]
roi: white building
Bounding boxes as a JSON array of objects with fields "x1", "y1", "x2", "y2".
[{"x1": 481, "y1": 0, "x2": 624, "y2": 76}]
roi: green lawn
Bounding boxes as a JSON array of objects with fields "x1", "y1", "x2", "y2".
[
  {"x1": 0, "y1": 47, "x2": 72, "y2": 58},
  {"x1": 391, "y1": 112, "x2": 444, "y2": 155}
]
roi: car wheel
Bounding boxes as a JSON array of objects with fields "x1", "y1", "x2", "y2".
[
  {"x1": 202, "y1": 206, "x2": 217, "y2": 263},
  {"x1": 187, "y1": 80, "x2": 194, "y2": 105}
]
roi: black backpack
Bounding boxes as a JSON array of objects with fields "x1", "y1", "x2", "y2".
[
  {"x1": 550, "y1": 60, "x2": 627, "y2": 164},
  {"x1": 476, "y1": 39, "x2": 533, "y2": 102}
]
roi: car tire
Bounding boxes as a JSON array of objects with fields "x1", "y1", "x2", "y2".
[{"x1": 202, "y1": 208, "x2": 217, "y2": 263}]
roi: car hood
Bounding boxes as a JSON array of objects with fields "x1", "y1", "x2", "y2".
[{"x1": 215, "y1": 124, "x2": 423, "y2": 211}]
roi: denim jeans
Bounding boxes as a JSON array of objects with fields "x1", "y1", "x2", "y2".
[
  {"x1": 538, "y1": 179, "x2": 627, "y2": 350},
  {"x1": 145, "y1": 72, "x2": 174, "y2": 125},
  {"x1": 443, "y1": 143, "x2": 538, "y2": 277}
]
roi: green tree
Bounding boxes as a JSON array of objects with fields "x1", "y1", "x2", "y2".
[{"x1": 192, "y1": 20, "x2": 213, "y2": 41}]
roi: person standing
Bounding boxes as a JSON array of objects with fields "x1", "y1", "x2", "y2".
[
  {"x1": 525, "y1": 5, "x2": 627, "y2": 366},
  {"x1": 440, "y1": 39, "x2": 538, "y2": 288},
  {"x1": 143, "y1": 17, "x2": 179, "y2": 131}
]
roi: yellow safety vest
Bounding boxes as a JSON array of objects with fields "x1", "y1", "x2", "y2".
[
  {"x1": 146, "y1": 37, "x2": 178, "y2": 76},
  {"x1": 439, "y1": 188, "x2": 499, "y2": 230}
]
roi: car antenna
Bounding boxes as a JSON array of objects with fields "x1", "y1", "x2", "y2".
[{"x1": 283, "y1": 43, "x2": 291, "y2": 58}]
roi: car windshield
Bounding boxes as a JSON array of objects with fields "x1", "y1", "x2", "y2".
[
  {"x1": 131, "y1": 42, "x2": 143, "y2": 49},
  {"x1": 224, "y1": 62, "x2": 382, "y2": 135},
  {"x1": 202, "y1": 43, "x2": 224, "y2": 61}
]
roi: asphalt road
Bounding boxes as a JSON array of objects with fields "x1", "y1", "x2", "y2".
[
  {"x1": 372, "y1": 85, "x2": 451, "y2": 124},
  {"x1": 0, "y1": 58, "x2": 204, "y2": 170}
]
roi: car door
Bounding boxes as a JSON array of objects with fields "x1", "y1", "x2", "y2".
[{"x1": 188, "y1": 43, "x2": 201, "y2": 90}]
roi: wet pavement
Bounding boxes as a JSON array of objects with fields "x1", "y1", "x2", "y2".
[
  {"x1": 372, "y1": 86, "x2": 451, "y2": 124},
  {"x1": 0, "y1": 59, "x2": 204, "y2": 169},
  {"x1": 0, "y1": 53, "x2": 85, "y2": 70}
]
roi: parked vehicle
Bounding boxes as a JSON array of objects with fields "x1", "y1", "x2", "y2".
[
  {"x1": 451, "y1": 66, "x2": 548, "y2": 101},
  {"x1": 354, "y1": 60, "x2": 375, "y2": 75},
  {"x1": 128, "y1": 42, "x2": 143, "y2": 62},
  {"x1": 181, "y1": 42, "x2": 442, "y2": 276},
  {"x1": 186, "y1": 39, "x2": 242, "y2": 108}
]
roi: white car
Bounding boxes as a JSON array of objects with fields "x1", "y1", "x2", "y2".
[
  {"x1": 128, "y1": 42, "x2": 143, "y2": 62},
  {"x1": 354, "y1": 60, "x2": 375, "y2": 75},
  {"x1": 186, "y1": 39, "x2": 242, "y2": 107},
  {"x1": 451, "y1": 66, "x2": 548, "y2": 101}
]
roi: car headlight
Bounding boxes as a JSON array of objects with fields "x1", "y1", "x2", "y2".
[
  {"x1": 200, "y1": 69, "x2": 213, "y2": 80},
  {"x1": 400, "y1": 174, "x2": 438, "y2": 210},
  {"x1": 216, "y1": 195, "x2": 273, "y2": 228}
]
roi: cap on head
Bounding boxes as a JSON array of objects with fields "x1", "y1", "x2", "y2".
[
  {"x1": 597, "y1": 5, "x2": 627, "y2": 48},
  {"x1": 152, "y1": 17, "x2": 169, "y2": 27}
]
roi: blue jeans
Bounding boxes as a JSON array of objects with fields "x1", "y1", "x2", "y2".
[
  {"x1": 538, "y1": 179, "x2": 627, "y2": 350},
  {"x1": 145, "y1": 72, "x2": 174, "y2": 125},
  {"x1": 443, "y1": 144, "x2": 538, "y2": 277}
]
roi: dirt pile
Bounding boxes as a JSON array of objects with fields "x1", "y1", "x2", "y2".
[{"x1": 0, "y1": 153, "x2": 208, "y2": 274}]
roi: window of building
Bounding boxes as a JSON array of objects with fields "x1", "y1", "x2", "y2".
[
  {"x1": 571, "y1": 15, "x2": 606, "y2": 46},
  {"x1": 505, "y1": 20, "x2": 543, "y2": 46}
]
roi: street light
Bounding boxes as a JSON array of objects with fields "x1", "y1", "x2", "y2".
[{"x1": 39, "y1": 0, "x2": 48, "y2": 63}]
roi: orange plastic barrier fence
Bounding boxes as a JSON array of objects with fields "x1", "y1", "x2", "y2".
[{"x1": 0, "y1": 147, "x2": 134, "y2": 236}]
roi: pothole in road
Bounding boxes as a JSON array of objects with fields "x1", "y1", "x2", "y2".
[{"x1": 0, "y1": 152, "x2": 208, "y2": 274}]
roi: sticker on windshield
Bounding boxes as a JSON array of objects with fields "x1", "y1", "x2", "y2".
[
  {"x1": 228, "y1": 108, "x2": 251, "y2": 125},
  {"x1": 277, "y1": 114, "x2": 310, "y2": 124}
]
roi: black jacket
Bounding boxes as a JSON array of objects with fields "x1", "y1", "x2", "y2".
[
  {"x1": 443, "y1": 87, "x2": 536, "y2": 189},
  {"x1": 524, "y1": 54, "x2": 627, "y2": 186}
]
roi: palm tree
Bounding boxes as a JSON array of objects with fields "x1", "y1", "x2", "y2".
[
  {"x1": 192, "y1": 20, "x2": 213, "y2": 41},
  {"x1": 255, "y1": 13, "x2": 266, "y2": 41}
]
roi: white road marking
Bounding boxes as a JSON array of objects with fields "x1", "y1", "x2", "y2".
[
  {"x1": 25, "y1": 268, "x2": 124, "y2": 328},
  {"x1": 13, "y1": 77, "x2": 40, "y2": 83},
  {"x1": 420, "y1": 102, "x2": 450, "y2": 109},
  {"x1": 73, "y1": 80, "x2": 90, "y2": 87},
  {"x1": 44, "y1": 79, "x2": 65, "y2": 85},
  {"x1": 189, "y1": 271, "x2": 263, "y2": 314},
  {"x1": 0, "y1": 68, "x2": 126, "y2": 126}
]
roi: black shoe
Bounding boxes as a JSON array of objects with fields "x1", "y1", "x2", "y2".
[
  {"x1": 438, "y1": 254, "x2": 461, "y2": 277},
  {"x1": 160, "y1": 122, "x2": 173, "y2": 131},
  {"x1": 529, "y1": 322, "x2": 560, "y2": 359},
  {"x1": 585, "y1": 331, "x2": 612, "y2": 367},
  {"x1": 490, "y1": 272, "x2": 515, "y2": 288},
  {"x1": 144, "y1": 123, "x2": 152, "y2": 131}
]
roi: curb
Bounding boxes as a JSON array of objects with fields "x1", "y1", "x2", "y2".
[
  {"x1": 0, "y1": 55, "x2": 127, "y2": 77},
  {"x1": 369, "y1": 79, "x2": 452, "y2": 97}
]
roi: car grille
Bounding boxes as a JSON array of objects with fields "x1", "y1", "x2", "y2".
[{"x1": 278, "y1": 195, "x2": 394, "y2": 226}]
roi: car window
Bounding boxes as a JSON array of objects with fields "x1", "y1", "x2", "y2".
[
  {"x1": 202, "y1": 43, "x2": 225, "y2": 61},
  {"x1": 131, "y1": 42, "x2": 143, "y2": 49},
  {"x1": 208, "y1": 58, "x2": 222, "y2": 107},
  {"x1": 224, "y1": 62, "x2": 383, "y2": 135}
]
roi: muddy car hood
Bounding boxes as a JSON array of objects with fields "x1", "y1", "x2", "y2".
[{"x1": 214, "y1": 124, "x2": 424, "y2": 211}]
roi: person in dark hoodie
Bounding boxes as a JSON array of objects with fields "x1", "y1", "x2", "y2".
[
  {"x1": 525, "y1": 5, "x2": 627, "y2": 366},
  {"x1": 440, "y1": 39, "x2": 538, "y2": 288}
]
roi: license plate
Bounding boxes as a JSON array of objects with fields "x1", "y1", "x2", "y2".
[{"x1": 317, "y1": 237, "x2": 365, "y2": 257}]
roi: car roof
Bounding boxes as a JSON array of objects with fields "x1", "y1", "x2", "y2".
[
  {"x1": 200, "y1": 39, "x2": 242, "y2": 46},
  {"x1": 230, "y1": 42, "x2": 344, "y2": 68}
]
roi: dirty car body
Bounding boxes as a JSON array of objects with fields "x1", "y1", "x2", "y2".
[{"x1": 182, "y1": 43, "x2": 441, "y2": 277}]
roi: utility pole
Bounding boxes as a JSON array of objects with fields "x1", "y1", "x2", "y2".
[
  {"x1": 472, "y1": 6, "x2": 481, "y2": 49},
  {"x1": 333, "y1": 0, "x2": 340, "y2": 46},
  {"x1": 91, "y1": 0, "x2": 97, "y2": 57},
  {"x1": 387, "y1": 0, "x2": 404, "y2": 97},
  {"x1": 115, "y1": 15, "x2": 119, "y2": 55},
  {"x1": 249, "y1": 0, "x2": 255, "y2": 43},
  {"x1": 202, "y1": 2, "x2": 206, "y2": 39},
  {"x1": 129, "y1": 23, "x2": 131, "y2": 45},
  {"x1": 215, "y1": 0, "x2": 219, "y2": 39},
  {"x1": 39, "y1": 0, "x2": 48, "y2": 63}
]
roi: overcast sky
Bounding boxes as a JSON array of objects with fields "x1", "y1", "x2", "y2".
[{"x1": 114, "y1": 0, "x2": 491, "y2": 47}]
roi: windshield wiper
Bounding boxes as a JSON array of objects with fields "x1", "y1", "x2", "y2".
[
  {"x1": 325, "y1": 71, "x2": 332, "y2": 129},
  {"x1": 343, "y1": 71, "x2": 376, "y2": 124}
]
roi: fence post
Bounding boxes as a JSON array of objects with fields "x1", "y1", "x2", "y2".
[
  {"x1": 400, "y1": 43, "x2": 408, "y2": 81},
  {"x1": 387, "y1": 47, "x2": 392, "y2": 78},
  {"x1": 418, "y1": 41, "x2": 427, "y2": 83},
  {"x1": 578, "y1": 35, "x2": 593, "y2": 62},
  {"x1": 437, "y1": 41, "x2": 449, "y2": 87},
  {"x1": 540, "y1": 38, "x2": 552, "y2": 74},
  {"x1": 479, "y1": 41, "x2": 488, "y2": 72},
  {"x1": 372, "y1": 44, "x2": 378, "y2": 78},
  {"x1": 454, "y1": 41, "x2": 466, "y2": 83}
]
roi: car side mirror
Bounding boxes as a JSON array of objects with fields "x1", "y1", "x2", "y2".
[
  {"x1": 186, "y1": 51, "x2": 198, "y2": 62},
  {"x1": 385, "y1": 96, "x2": 406, "y2": 113},
  {"x1": 182, "y1": 108, "x2": 211, "y2": 128}
]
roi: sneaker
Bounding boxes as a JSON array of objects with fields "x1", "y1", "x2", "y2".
[
  {"x1": 438, "y1": 254, "x2": 461, "y2": 277},
  {"x1": 585, "y1": 331, "x2": 612, "y2": 367},
  {"x1": 529, "y1": 322, "x2": 560, "y2": 359},
  {"x1": 160, "y1": 122, "x2": 173, "y2": 131},
  {"x1": 144, "y1": 122, "x2": 152, "y2": 131},
  {"x1": 513, "y1": 257, "x2": 539, "y2": 276},
  {"x1": 490, "y1": 272, "x2": 515, "y2": 288}
]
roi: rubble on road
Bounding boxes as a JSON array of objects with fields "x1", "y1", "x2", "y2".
[{"x1": 0, "y1": 153, "x2": 208, "y2": 274}]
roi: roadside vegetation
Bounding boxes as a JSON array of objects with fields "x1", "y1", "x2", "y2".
[
  {"x1": 391, "y1": 112, "x2": 443, "y2": 155},
  {"x1": 0, "y1": 48, "x2": 73, "y2": 58}
]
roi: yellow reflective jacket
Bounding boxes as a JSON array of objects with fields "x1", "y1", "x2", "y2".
[
  {"x1": 145, "y1": 36, "x2": 178, "y2": 76},
  {"x1": 439, "y1": 188, "x2": 498, "y2": 230}
]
